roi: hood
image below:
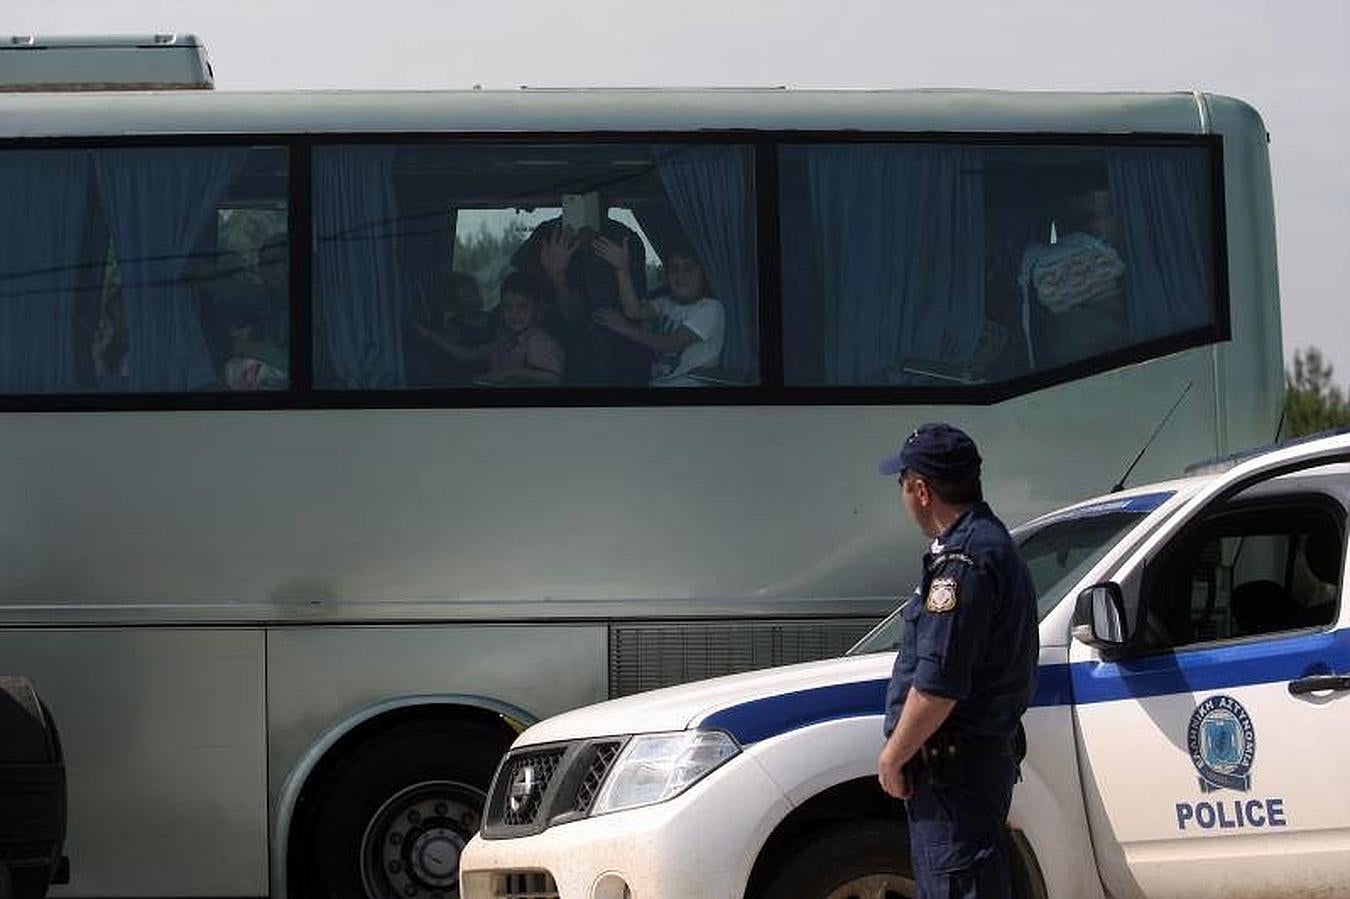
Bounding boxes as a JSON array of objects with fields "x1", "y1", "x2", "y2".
[{"x1": 516, "y1": 652, "x2": 894, "y2": 746}]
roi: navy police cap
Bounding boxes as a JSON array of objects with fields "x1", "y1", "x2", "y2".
[{"x1": 878, "y1": 423, "x2": 982, "y2": 481}]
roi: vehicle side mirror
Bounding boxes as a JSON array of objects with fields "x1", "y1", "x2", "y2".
[{"x1": 1072, "y1": 583, "x2": 1128, "y2": 648}]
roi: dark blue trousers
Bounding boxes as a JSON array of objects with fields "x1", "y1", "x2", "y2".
[{"x1": 904, "y1": 756, "x2": 1017, "y2": 899}]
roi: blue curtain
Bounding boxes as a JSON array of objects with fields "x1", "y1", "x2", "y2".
[
  {"x1": 655, "y1": 146, "x2": 757, "y2": 381},
  {"x1": 0, "y1": 151, "x2": 88, "y2": 392},
  {"x1": 313, "y1": 147, "x2": 407, "y2": 388},
  {"x1": 96, "y1": 148, "x2": 241, "y2": 391},
  {"x1": 1107, "y1": 147, "x2": 1213, "y2": 342},
  {"x1": 804, "y1": 145, "x2": 985, "y2": 384}
]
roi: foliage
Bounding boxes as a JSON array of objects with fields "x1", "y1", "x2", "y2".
[
  {"x1": 452, "y1": 221, "x2": 532, "y2": 304},
  {"x1": 218, "y1": 207, "x2": 287, "y2": 275},
  {"x1": 1285, "y1": 347, "x2": 1350, "y2": 437}
]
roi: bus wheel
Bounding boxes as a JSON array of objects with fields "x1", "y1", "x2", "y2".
[
  {"x1": 295, "y1": 717, "x2": 511, "y2": 899},
  {"x1": 754, "y1": 820, "x2": 915, "y2": 899}
]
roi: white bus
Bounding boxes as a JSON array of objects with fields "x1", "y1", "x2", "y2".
[{"x1": 0, "y1": 37, "x2": 1282, "y2": 899}]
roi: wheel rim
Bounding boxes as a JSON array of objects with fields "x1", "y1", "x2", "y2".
[
  {"x1": 822, "y1": 873, "x2": 918, "y2": 899},
  {"x1": 359, "y1": 779, "x2": 485, "y2": 899}
]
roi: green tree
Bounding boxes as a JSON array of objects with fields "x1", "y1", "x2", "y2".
[
  {"x1": 1285, "y1": 347, "x2": 1350, "y2": 437},
  {"x1": 451, "y1": 221, "x2": 531, "y2": 302}
]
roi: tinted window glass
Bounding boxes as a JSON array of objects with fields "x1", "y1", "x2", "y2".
[
  {"x1": 0, "y1": 146, "x2": 289, "y2": 394},
  {"x1": 779, "y1": 143, "x2": 1217, "y2": 388},
  {"x1": 313, "y1": 143, "x2": 758, "y2": 390},
  {"x1": 849, "y1": 501, "x2": 1163, "y2": 654},
  {"x1": 1142, "y1": 505, "x2": 1342, "y2": 649}
]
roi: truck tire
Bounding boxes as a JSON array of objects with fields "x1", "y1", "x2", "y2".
[
  {"x1": 755, "y1": 819, "x2": 916, "y2": 899},
  {"x1": 292, "y1": 717, "x2": 512, "y2": 899},
  {"x1": 0, "y1": 677, "x2": 67, "y2": 899}
]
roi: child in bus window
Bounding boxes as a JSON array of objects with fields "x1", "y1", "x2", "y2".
[
  {"x1": 592, "y1": 241, "x2": 725, "y2": 387},
  {"x1": 477, "y1": 274, "x2": 564, "y2": 386},
  {"x1": 410, "y1": 271, "x2": 497, "y2": 384}
]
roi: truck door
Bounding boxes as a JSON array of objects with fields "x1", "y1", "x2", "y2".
[{"x1": 1069, "y1": 451, "x2": 1350, "y2": 898}]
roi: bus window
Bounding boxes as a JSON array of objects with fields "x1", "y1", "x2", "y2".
[
  {"x1": 312, "y1": 143, "x2": 759, "y2": 390},
  {"x1": 0, "y1": 145, "x2": 289, "y2": 394},
  {"x1": 778, "y1": 143, "x2": 1219, "y2": 390}
]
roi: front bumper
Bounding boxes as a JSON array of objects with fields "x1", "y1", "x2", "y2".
[{"x1": 460, "y1": 750, "x2": 790, "y2": 899}]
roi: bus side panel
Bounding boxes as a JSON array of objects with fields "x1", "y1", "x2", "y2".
[
  {"x1": 984, "y1": 348, "x2": 1219, "y2": 505},
  {"x1": 0, "y1": 628, "x2": 267, "y2": 896},
  {"x1": 265, "y1": 623, "x2": 608, "y2": 805},
  {"x1": 1209, "y1": 95, "x2": 1283, "y2": 452}
]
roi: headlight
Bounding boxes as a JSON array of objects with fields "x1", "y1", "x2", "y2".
[{"x1": 590, "y1": 729, "x2": 740, "y2": 815}]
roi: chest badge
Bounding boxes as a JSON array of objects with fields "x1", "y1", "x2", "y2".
[{"x1": 925, "y1": 576, "x2": 959, "y2": 613}]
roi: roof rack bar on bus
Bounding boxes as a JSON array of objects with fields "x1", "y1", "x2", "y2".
[{"x1": 0, "y1": 33, "x2": 213, "y2": 92}]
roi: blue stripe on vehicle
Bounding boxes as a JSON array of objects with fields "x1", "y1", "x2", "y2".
[
  {"x1": 696, "y1": 628, "x2": 1349, "y2": 745},
  {"x1": 1032, "y1": 490, "x2": 1174, "y2": 527},
  {"x1": 699, "y1": 679, "x2": 887, "y2": 745},
  {"x1": 1068, "y1": 626, "x2": 1350, "y2": 704},
  {"x1": 1030, "y1": 663, "x2": 1074, "y2": 707}
]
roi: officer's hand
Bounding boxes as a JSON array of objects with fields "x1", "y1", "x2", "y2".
[{"x1": 877, "y1": 746, "x2": 913, "y2": 800}]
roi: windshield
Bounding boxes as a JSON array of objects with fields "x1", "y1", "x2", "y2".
[{"x1": 848, "y1": 491, "x2": 1174, "y2": 654}]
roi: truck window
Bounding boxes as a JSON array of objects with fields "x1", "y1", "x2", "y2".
[
  {"x1": 849, "y1": 499, "x2": 1166, "y2": 654},
  {"x1": 1138, "y1": 499, "x2": 1343, "y2": 651}
]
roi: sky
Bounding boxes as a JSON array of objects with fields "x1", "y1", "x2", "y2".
[{"x1": 12, "y1": 0, "x2": 1350, "y2": 376}]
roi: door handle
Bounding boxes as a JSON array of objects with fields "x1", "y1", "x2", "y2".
[{"x1": 1288, "y1": 674, "x2": 1350, "y2": 696}]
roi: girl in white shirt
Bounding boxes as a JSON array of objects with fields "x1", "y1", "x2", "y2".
[{"x1": 592, "y1": 241, "x2": 725, "y2": 387}]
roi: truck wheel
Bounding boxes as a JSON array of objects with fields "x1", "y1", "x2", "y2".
[
  {"x1": 0, "y1": 677, "x2": 67, "y2": 899},
  {"x1": 3, "y1": 864, "x2": 58, "y2": 899},
  {"x1": 293, "y1": 717, "x2": 511, "y2": 899},
  {"x1": 756, "y1": 820, "x2": 916, "y2": 899}
]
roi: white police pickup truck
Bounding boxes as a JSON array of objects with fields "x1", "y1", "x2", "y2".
[{"x1": 460, "y1": 433, "x2": 1350, "y2": 899}]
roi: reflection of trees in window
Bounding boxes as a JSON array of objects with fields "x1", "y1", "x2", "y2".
[
  {"x1": 218, "y1": 207, "x2": 287, "y2": 278},
  {"x1": 451, "y1": 219, "x2": 531, "y2": 306}
]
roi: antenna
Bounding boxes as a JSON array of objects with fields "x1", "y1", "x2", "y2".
[{"x1": 1111, "y1": 381, "x2": 1193, "y2": 493}]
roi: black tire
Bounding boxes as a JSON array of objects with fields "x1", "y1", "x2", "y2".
[
  {"x1": 3, "y1": 864, "x2": 55, "y2": 899},
  {"x1": 755, "y1": 819, "x2": 916, "y2": 899},
  {"x1": 293, "y1": 717, "x2": 512, "y2": 899},
  {"x1": 0, "y1": 678, "x2": 66, "y2": 899}
]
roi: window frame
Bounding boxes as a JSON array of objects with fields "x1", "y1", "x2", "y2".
[{"x1": 0, "y1": 129, "x2": 1229, "y2": 412}]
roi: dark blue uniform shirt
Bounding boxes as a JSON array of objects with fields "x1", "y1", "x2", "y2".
[{"x1": 884, "y1": 502, "x2": 1038, "y2": 741}]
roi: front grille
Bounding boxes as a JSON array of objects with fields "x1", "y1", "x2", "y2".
[
  {"x1": 491, "y1": 870, "x2": 559, "y2": 899},
  {"x1": 573, "y1": 740, "x2": 623, "y2": 813},
  {"x1": 483, "y1": 737, "x2": 629, "y2": 839},
  {"x1": 495, "y1": 747, "x2": 565, "y2": 828}
]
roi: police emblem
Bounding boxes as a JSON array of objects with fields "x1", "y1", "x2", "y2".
[
  {"x1": 925, "y1": 576, "x2": 959, "y2": 613},
  {"x1": 1187, "y1": 694, "x2": 1256, "y2": 793}
]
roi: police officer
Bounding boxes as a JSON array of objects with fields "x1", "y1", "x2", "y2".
[{"x1": 875, "y1": 423, "x2": 1038, "y2": 898}]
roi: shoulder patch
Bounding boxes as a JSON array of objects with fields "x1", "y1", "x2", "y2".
[{"x1": 925, "y1": 576, "x2": 960, "y2": 613}]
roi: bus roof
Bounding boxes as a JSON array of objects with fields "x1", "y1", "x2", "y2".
[{"x1": 0, "y1": 88, "x2": 1263, "y2": 140}]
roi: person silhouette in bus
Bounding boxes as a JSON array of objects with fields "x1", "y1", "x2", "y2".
[
  {"x1": 220, "y1": 235, "x2": 290, "y2": 389},
  {"x1": 410, "y1": 271, "x2": 497, "y2": 385},
  {"x1": 1018, "y1": 187, "x2": 1127, "y2": 371},
  {"x1": 476, "y1": 273, "x2": 564, "y2": 387},
  {"x1": 511, "y1": 197, "x2": 650, "y2": 386},
  {"x1": 592, "y1": 241, "x2": 725, "y2": 387}
]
